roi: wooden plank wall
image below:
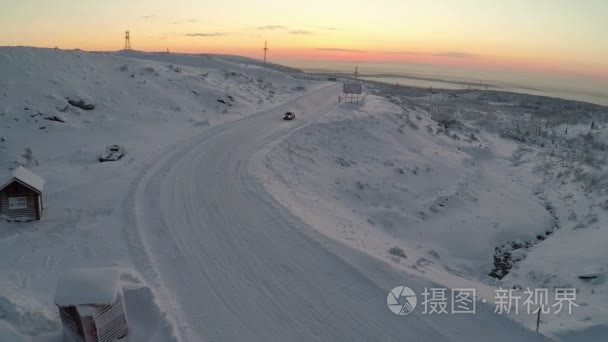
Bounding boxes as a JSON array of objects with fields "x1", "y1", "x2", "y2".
[
  {"x1": 95, "y1": 294, "x2": 128, "y2": 342},
  {"x1": 0, "y1": 181, "x2": 40, "y2": 220},
  {"x1": 59, "y1": 307, "x2": 86, "y2": 342}
]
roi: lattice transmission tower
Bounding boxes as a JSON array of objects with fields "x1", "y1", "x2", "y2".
[
  {"x1": 263, "y1": 41, "x2": 269, "y2": 66},
  {"x1": 124, "y1": 31, "x2": 131, "y2": 50}
]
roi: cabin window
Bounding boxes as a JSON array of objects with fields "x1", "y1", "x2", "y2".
[{"x1": 9, "y1": 197, "x2": 27, "y2": 209}]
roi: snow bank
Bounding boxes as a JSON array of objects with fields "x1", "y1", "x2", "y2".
[
  {"x1": 0, "y1": 294, "x2": 60, "y2": 337},
  {"x1": 122, "y1": 286, "x2": 180, "y2": 342},
  {"x1": 0, "y1": 320, "x2": 28, "y2": 342}
]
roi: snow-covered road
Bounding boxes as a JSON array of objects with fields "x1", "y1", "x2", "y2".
[{"x1": 130, "y1": 85, "x2": 550, "y2": 341}]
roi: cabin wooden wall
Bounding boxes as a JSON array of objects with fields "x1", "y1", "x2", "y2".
[
  {"x1": 0, "y1": 181, "x2": 41, "y2": 220},
  {"x1": 95, "y1": 294, "x2": 128, "y2": 342},
  {"x1": 57, "y1": 293, "x2": 128, "y2": 342},
  {"x1": 58, "y1": 306, "x2": 86, "y2": 342}
]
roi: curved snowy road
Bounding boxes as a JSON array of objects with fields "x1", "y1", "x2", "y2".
[{"x1": 133, "y1": 86, "x2": 550, "y2": 341}]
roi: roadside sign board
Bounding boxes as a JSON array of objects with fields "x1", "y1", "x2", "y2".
[{"x1": 343, "y1": 83, "x2": 362, "y2": 94}]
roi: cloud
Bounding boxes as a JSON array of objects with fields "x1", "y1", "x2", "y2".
[
  {"x1": 320, "y1": 26, "x2": 337, "y2": 30},
  {"x1": 185, "y1": 32, "x2": 232, "y2": 37},
  {"x1": 315, "y1": 48, "x2": 367, "y2": 53},
  {"x1": 140, "y1": 15, "x2": 156, "y2": 20},
  {"x1": 384, "y1": 51, "x2": 422, "y2": 55},
  {"x1": 256, "y1": 25, "x2": 287, "y2": 30},
  {"x1": 169, "y1": 19, "x2": 198, "y2": 25},
  {"x1": 289, "y1": 30, "x2": 316, "y2": 35},
  {"x1": 433, "y1": 52, "x2": 475, "y2": 58}
]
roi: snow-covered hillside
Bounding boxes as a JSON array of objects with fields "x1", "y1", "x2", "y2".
[
  {"x1": 0, "y1": 47, "x2": 318, "y2": 171},
  {"x1": 255, "y1": 85, "x2": 608, "y2": 340},
  {"x1": 259, "y1": 95, "x2": 553, "y2": 274},
  {"x1": 0, "y1": 47, "x2": 323, "y2": 341}
]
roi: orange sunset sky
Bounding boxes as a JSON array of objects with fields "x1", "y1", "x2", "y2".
[{"x1": 1, "y1": 0, "x2": 607, "y2": 80}]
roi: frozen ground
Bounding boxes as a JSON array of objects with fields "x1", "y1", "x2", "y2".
[{"x1": 0, "y1": 47, "x2": 605, "y2": 341}]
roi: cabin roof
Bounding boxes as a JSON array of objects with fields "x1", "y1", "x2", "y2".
[
  {"x1": 0, "y1": 166, "x2": 45, "y2": 194},
  {"x1": 55, "y1": 268, "x2": 121, "y2": 306}
]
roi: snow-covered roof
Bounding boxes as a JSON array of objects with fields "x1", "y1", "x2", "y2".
[
  {"x1": 54, "y1": 268, "x2": 121, "y2": 306},
  {"x1": 0, "y1": 166, "x2": 45, "y2": 193}
]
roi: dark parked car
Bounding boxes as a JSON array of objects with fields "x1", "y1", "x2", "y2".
[{"x1": 283, "y1": 112, "x2": 295, "y2": 120}]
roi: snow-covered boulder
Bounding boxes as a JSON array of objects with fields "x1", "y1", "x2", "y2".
[
  {"x1": 44, "y1": 112, "x2": 66, "y2": 123},
  {"x1": 67, "y1": 97, "x2": 95, "y2": 110},
  {"x1": 578, "y1": 265, "x2": 603, "y2": 280}
]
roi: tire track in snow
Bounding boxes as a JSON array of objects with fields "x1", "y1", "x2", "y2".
[
  {"x1": 126, "y1": 84, "x2": 550, "y2": 341},
  {"x1": 123, "y1": 85, "x2": 338, "y2": 341}
]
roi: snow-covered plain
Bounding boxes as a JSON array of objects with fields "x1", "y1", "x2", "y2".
[{"x1": 0, "y1": 47, "x2": 605, "y2": 341}]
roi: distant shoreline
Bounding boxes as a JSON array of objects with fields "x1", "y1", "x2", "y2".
[{"x1": 303, "y1": 69, "x2": 608, "y2": 107}]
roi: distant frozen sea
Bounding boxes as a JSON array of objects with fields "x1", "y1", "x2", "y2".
[{"x1": 279, "y1": 59, "x2": 608, "y2": 106}]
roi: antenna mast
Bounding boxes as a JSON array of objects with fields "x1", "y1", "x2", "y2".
[
  {"x1": 263, "y1": 41, "x2": 269, "y2": 66},
  {"x1": 124, "y1": 31, "x2": 131, "y2": 50}
]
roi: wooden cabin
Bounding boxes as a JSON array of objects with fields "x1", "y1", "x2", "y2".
[
  {"x1": 55, "y1": 268, "x2": 129, "y2": 342},
  {"x1": 0, "y1": 166, "x2": 44, "y2": 221}
]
